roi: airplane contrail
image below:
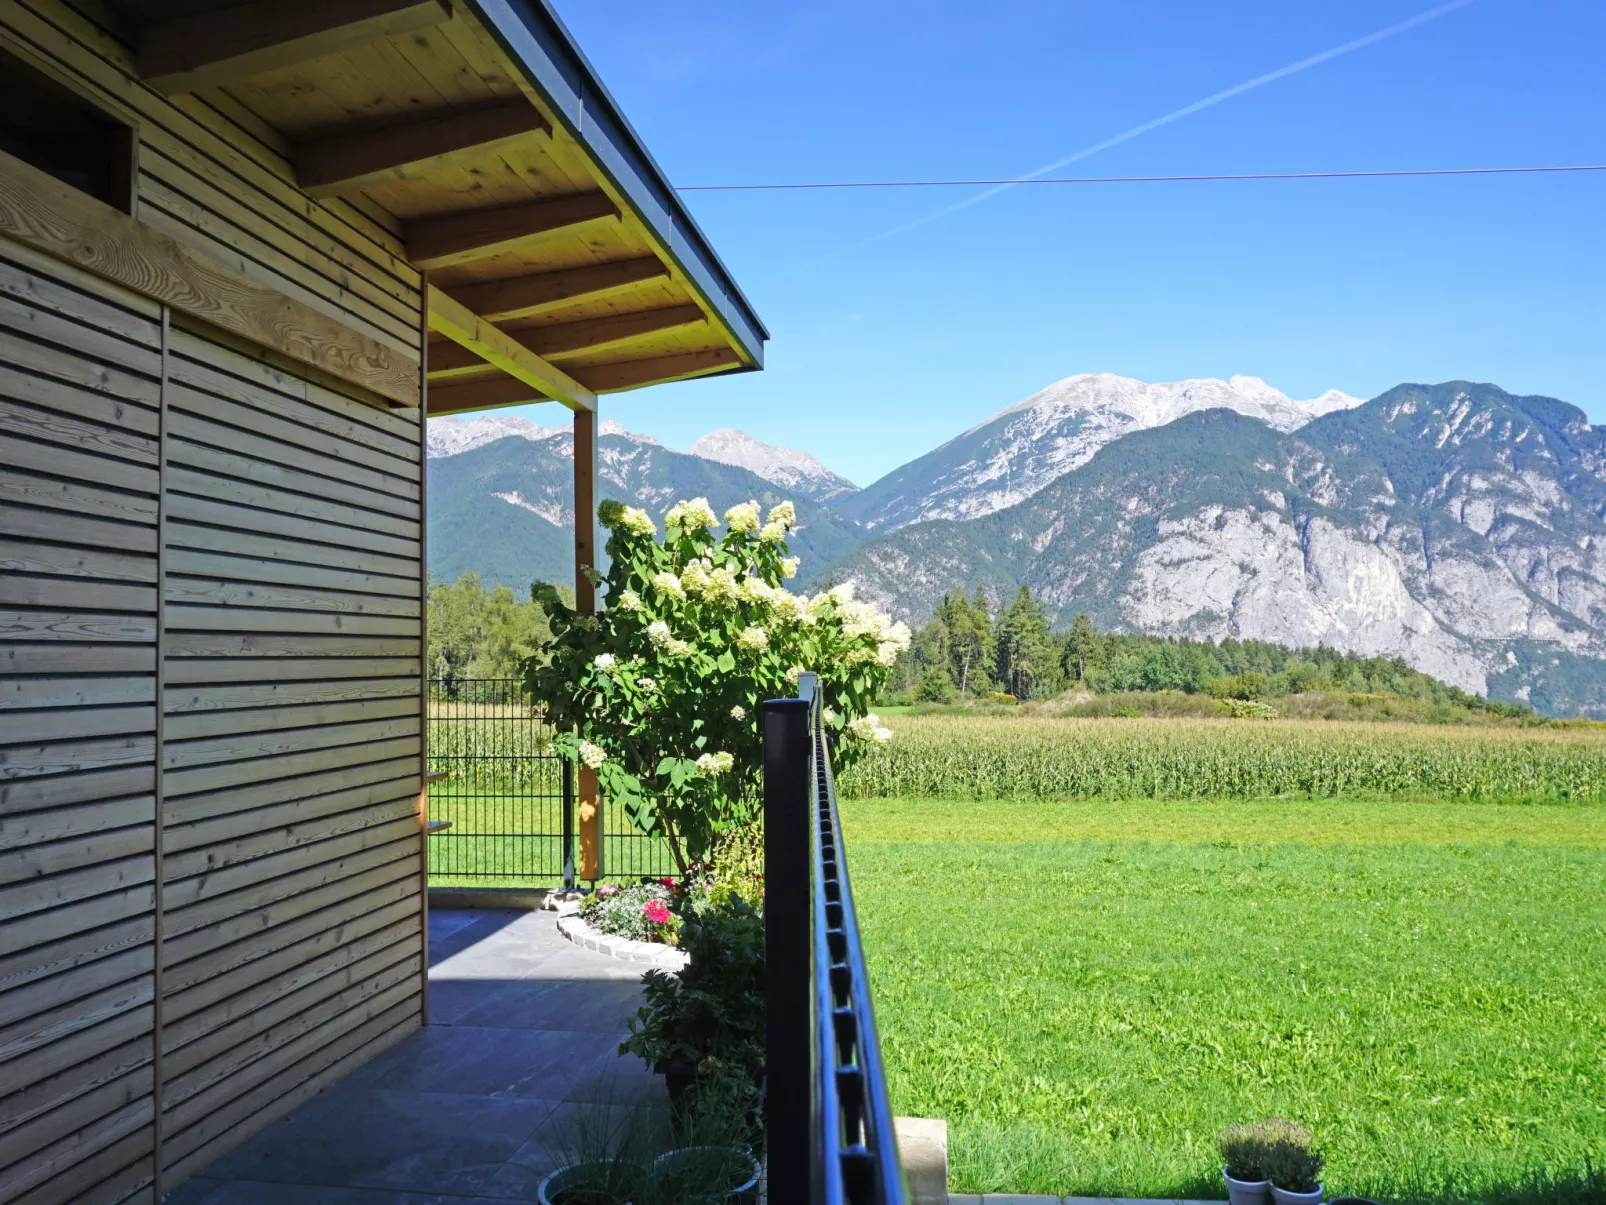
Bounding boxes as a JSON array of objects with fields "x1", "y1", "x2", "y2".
[{"x1": 860, "y1": 0, "x2": 1477, "y2": 247}]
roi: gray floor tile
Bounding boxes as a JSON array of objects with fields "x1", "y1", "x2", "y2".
[
  {"x1": 452, "y1": 976, "x2": 646, "y2": 1032},
  {"x1": 342, "y1": 1023, "x2": 624, "y2": 1099},
  {"x1": 201, "y1": 1087, "x2": 556, "y2": 1198}
]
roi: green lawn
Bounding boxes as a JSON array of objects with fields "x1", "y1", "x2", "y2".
[{"x1": 843, "y1": 797, "x2": 1606, "y2": 1203}]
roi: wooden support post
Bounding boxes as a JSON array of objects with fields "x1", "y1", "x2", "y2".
[{"x1": 574, "y1": 406, "x2": 601, "y2": 880}]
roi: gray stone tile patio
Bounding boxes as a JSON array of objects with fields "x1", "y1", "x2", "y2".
[{"x1": 165, "y1": 909, "x2": 653, "y2": 1204}]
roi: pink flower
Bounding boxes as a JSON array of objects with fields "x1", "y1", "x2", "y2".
[{"x1": 643, "y1": 900, "x2": 671, "y2": 925}]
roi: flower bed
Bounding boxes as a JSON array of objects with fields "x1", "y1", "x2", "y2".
[{"x1": 578, "y1": 881, "x2": 681, "y2": 944}]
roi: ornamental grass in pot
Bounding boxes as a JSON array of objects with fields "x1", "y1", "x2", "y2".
[
  {"x1": 1218, "y1": 1122, "x2": 1273, "y2": 1205},
  {"x1": 534, "y1": 1087, "x2": 659, "y2": 1205},
  {"x1": 646, "y1": 1068, "x2": 761, "y2": 1205},
  {"x1": 1261, "y1": 1119, "x2": 1324, "y2": 1205}
]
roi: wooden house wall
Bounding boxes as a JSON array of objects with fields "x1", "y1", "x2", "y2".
[
  {"x1": 0, "y1": 235, "x2": 428, "y2": 1205},
  {"x1": 0, "y1": 0, "x2": 424, "y2": 362}
]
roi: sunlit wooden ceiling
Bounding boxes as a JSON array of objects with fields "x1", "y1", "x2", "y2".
[{"x1": 109, "y1": 0, "x2": 767, "y2": 414}]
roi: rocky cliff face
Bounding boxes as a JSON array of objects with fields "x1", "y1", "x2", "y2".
[
  {"x1": 822, "y1": 383, "x2": 1606, "y2": 712},
  {"x1": 687, "y1": 428, "x2": 859, "y2": 502},
  {"x1": 839, "y1": 372, "x2": 1362, "y2": 531}
]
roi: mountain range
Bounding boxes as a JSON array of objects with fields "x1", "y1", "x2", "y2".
[{"x1": 425, "y1": 373, "x2": 1606, "y2": 714}]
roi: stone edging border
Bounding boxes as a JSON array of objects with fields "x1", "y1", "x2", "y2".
[{"x1": 556, "y1": 911, "x2": 690, "y2": 970}]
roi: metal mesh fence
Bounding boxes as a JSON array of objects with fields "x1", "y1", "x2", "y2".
[{"x1": 425, "y1": 678, "x2": 672, "y2": 884}]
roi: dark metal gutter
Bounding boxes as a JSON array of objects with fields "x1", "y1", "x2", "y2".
[{"x1": 466, "y1": 0, "x2": 769, "y2": 370}]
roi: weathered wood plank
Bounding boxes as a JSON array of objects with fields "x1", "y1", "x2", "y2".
[
  {"x1": 0, "y1": 766, "x2": 154, "y2": 818},
  {"x1": 0, "y1": 538, "x2": 155, "y2": 585},
  {"x1": 0, "y1": 576, "x2": 156, "y2": 613},
  {"x1": 0, "y1": 431, "x2": 157, "y2": 495},
  {"x1": 0, "y1": 703, "x2": 155, "y2": 747},
  {"x1": 0, "y1": 397, "x2": 155, "y2": 466},
  {"x1": 0, "y1": 372, "x2": 158, "y2": 443},
  {"x1": 164, "y1": 522, "x2": 418, "y2": 581},
  {"x1": 0, "y1": 854, "x2": 153, "y2": 923},
  {"x1": 0, "y1": 824, "x2": 151, "y2": 887},
  {"x1": 165, "y1": 412, "x2": 416, "y2": 504},
  {"x1": 163, "y1": 774, "x2": 417, "y2": 857},
  {"x1": 0, "y1": 794, "x2": 152, "y2": 852},
  {"x1": 162, "y1": 755, "x2": 418, "y2": 826},
  {"x1": 163, "y1": 578, "x2": 420, "y2": 618},
  {"x1": 0, "y1": 148, "x2": 420, "y2": 406},
  {"x1": 0, "y1": 644, "x2": 155, "y2": 676},
  {"x1": 0, "y1": 972, "x2": 152, "y2": 1065},
  {"x1": 0, "y1": 1064, "x2": 151, "y2": 1179},
  {"x1": 163, "y1": 695, "x2": 419, "y2": 742},
  {"x1": 0, "y1": 1024, "x2": 150, "y2": 1140},
  {"x1": 0, "y1": 290, "x2": 162, "y2": 380},
  {"x1": 0, "y1": 914, "x2": 152, "y2": 1001},
  {"x1": 0, "y1": 734, "x2": 154, "y2": 780},
  {"x1": 0, "y1": 504, "x2": 158, "y2": 556},
  {"x1": 162, "y1": 632, "x2": 420, "y2": 660},
  {"x1": 163, "y1": 657, "x2": 418, "y2": 686},
  {"x1": 0, "y1": 882, "x2": 153, "y2": 960},
  {"x1": 161, "y1": 731, "x2": 419, "y2": 797},
  {"x1": 163, "y1": 604, "x2": 419, "y2": 638},
  {"x1": 0, "y1": 611, "x2": 155, "y2": 642},
  {"x1": 163, "y1": 678, "x2": 415, "y2": 715},
  {"x1": 162, "y1": 716, "x2": 419, "y2": 773},
  {"x1": 0, "y1": 465, "x2": 159, "y2": 525},
  {"x1": 0, "y1": 322, "x2": 159, "y2": 405},
  {"x1": 161, "y1": 877, "x2": 416, "y2": 1005},
  {"x1": 0, "y1": 1102, "x2": 152, "y2": 1205},
  {"x1": 165, "y1": 795, "x2": 417, "y2": 884},
  {"x1": 0, "y1": 944, "x2": 151, "y2": 1033},
  {"x1": 0, "y1": 237, "x2": 163, "y2": 335}
]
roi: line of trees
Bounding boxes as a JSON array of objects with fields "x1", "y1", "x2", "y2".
[
  {"x1": 885, "y1": 585, "x2": 1525, "y2": 715},
  {"x1": 427, "y1": 572, "x2": 570, "y2": 687}
]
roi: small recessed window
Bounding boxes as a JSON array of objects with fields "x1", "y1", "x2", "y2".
[{"x1": 0, "y1": 48, "x2": 134, "y2": 212}]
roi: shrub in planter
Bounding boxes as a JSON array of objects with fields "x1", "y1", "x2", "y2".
[
  {"x1": 526, "y1": 496, "x2": 907, "y2": 873},
  {"x1": 619, "y1": 898, "x2": 765, "y2": 1089},
  {"x1": 534, "y1": 1085, "x2": 660, "y2": 1205},
  {"x1": 1218, "y1": 1122, "x2": 1273, "y2": 1205},
  {"x1": 1260, "y1": 1120, "x2": 1324, "y2": 1204}
]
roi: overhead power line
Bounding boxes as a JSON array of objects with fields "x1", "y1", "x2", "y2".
[{"x1": 675, "y1": 164, "x2": 1606, "y2": 192}]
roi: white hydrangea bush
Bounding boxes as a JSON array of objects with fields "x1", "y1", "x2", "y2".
[{"x1": 526, "y1": 496, "x2": 909, "y2": 871}]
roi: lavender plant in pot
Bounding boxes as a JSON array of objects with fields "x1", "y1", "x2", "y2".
[
  {"x1": 1218, "y1": 1123, "x2": 1272, "y2": 1205},
  {"x1": 1262, "y1": 1120, "x2": 1324, "y2": 1205}
]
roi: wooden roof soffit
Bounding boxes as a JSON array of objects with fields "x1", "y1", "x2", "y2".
[
  {"x1": 427, "y1": 376, "x2": 544, "y2": 416},
  {"x1": 0, "y1": 147, "x2": 418, "y2": 406},
  {"x1": 407, "y1": 192, "x2": 618, "y2": 271},
  {"x1": 137, "y1": 0, "x2": 452, "y2": 95},
  {"x1": 518, "y1": 305, "x2": 707, "y2": 358},
  {"x1": 426, "y1": 285, "x2": 595, "y2": 412},
  {"x1": 446, "y1": 257, "x2": 669, "y2": 323},
  {"x1": 295, "y1": 101, "x2": 551, "y2": 199},
  {"x1": 573, "y1": 348, "x2": 742, "y2": 394}
]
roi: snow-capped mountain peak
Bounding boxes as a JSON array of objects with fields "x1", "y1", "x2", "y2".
[
  {"x1": 426, "y1": 414, "x2": 562, "y2": 459},
  {"x1": 687, "y1": 428, "x2": 858, "y2": 502},
  {"x1": 849, "y1": 373, "x2": 1363, "y2": 529}
]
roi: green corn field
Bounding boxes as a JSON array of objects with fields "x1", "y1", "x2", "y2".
[{"x1": 837, "y1": 715, "x2": 1606, "y2": 803}]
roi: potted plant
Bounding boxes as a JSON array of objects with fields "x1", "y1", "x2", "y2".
[
  {"x1": 534, "y1": 1086, "x2": 658, "y2": 1205},
  {"x1": 1218, "y1": 1122, "x2": 1272, "y2": 1205},
  {"x1": 1262, "y1": 1119, "x2": 1324, "y2": 1205},
  {"x1": 645, "y1": 1066, "x2": 761, "y2": 1205},
  {"x1": 619, "y1": 897, "x2": 765, "y2": 1105}
]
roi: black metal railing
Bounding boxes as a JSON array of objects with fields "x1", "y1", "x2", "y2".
[
  {"x1": 764, "y1": 680, "x2": 906, "y2": 1205},
  {"x1": 425, "y1": 677, "x2": 671, "y2": 884}
]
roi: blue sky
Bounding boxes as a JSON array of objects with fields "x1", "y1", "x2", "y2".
[{"x1": 530, "y1": 0, "x2": 1605, "y2": 487}]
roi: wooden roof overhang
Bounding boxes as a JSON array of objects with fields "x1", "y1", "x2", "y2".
[{"x1": 103, "y1": 0, "x2": 768, "y2": 415}]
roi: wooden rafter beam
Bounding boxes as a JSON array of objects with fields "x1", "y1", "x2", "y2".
[
  {"x1": 519, "y1": 305, "x2": 707, "y2": 359},
  {"x1": 443, "y1": 257, "x2": 669, "y2": 323},
  {"x1": 572, "y1": 348, "x2": 743, "y2": 394},
  {"x1": 137, "y1": 0, "x2": 451, "y2": 95},
  {"x1": 295, "y1": 101, "x2": 550, "y2": 198},
  {"x1": 426, "y1": 341, "x2": 507, "y2": 380},
  {"x1": 426, "y1": 286, "x2": 595, "y2": 411},
  {"x1": 406, "y1": 192, "x2": 617, "y2": 271},
  {"x1": 427, "y1": 376, "x2": 544, "y2": 416}
]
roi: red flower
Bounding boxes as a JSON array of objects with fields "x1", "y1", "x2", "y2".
[
  {"x1": 658, "y1": 876, "x2": 676, "y2": 888},
  {"x1": 643, "y1": 900, "x2": 671, "y2": 925}
]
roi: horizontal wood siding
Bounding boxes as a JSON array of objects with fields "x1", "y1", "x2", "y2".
[
  {"x1": 0, "y1": 244, "x2": 160, "y2": 1205},
  {"x1": 0, "y1": 0, "x2": 423, "y2": 361},
  {"x1": 0, "y1": 249, "x2": 425, "y2": 1201},
  {"x1": 156, "y1": 325, "x2": 425, "y2": 1183}
]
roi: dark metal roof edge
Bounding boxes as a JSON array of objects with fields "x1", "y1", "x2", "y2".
[{"x1": 466, "y1": 0, "x2": 769, "y2": 366}]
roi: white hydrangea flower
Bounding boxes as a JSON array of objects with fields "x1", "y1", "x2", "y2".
[
  {"x1": 758, "y1": 520, "x2": 787, "y2": 544},
  {"x1": 616, "y1": 589, "x2": 643, "y2": 611},
  {"x1": 665, "y1": 497, "x2": 717, "y2": 531},
  {"x1": 618, "y1": 506, "x2": 656, "y2": 538},
  {"x1": 635, "y1": 676, "x2": 657, "y2": 693},
  {"x1": 679, "y1": 559, "x2": 711, "y2": 596},
  {"x1": 652, "y1": 570, "x2": 685, "y2": 600},
  {"x1": 829, "y1": 582, "x2": 856, "y2": 604},
  {"x1": 730, "y1": 704, "x2": 747, "y2": 720},
  {"x1": 780, "y1": 556, "x2": 800, "y2": 579},
  {"x1": 577, "y1": 740, "x2": 608, "y2": 769},
  {"x1": 738, "y1": 576, "x2": 774, "y2": 605},
  {"x1": 735, "y1": 625, "x2": 769, "y2": 652},
  {"x1": 723, "y1": 500, "x2": 761, "y2": 534},
  {"x1": 771, "y1": 591, "x2": 807, "y2": 625},
  {"x1": 593, "y1": 653, "x2": 617, "y2": 672},
  {"x1": 705, "y1": 566, "x2": 740, "y2": 603},
  {"x1": 665, "y1": 638, "x2": 694, "y2": 658},
  {"x1": 848, "y1": 714, "x2": 894, "y2": 743},
  {"x1": 786, "y1": 665, "x2": 804, "y2": 683},
  {"x1": 647, "y1": 620, "x2": 672, "y2": 647},
  {"x1": 822, "y1": 706, "x2": 838, "y2": 727},
  {"x1": 767, "y1": 500, "x2": 796, "y2": 529},
  {"x1": 696, "y1": 751, "x2": 736, "y2": 775}
]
